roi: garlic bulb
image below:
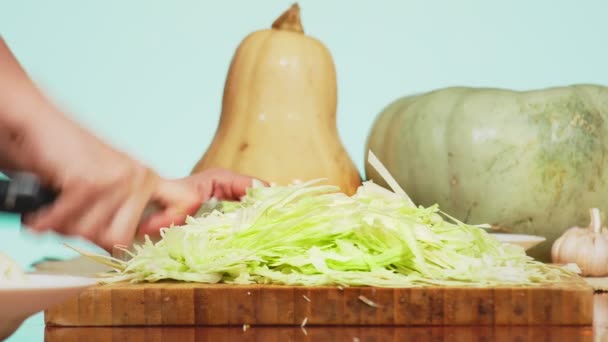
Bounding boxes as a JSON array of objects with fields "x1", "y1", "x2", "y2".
[{"x1": 551, "y1": 208, "x2": 608, "y2": 277}]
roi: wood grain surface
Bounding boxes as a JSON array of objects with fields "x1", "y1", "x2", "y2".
[
  {"x1": 43, "y1": 325, "x2": 597, "y2": 342},
  {"x1": 45, "y1": 279, "x2": 594, "y2": 327}
]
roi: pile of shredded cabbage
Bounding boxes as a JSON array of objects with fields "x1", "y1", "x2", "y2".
[{"x1": 88, "y1": 177, "x2": 573, "y2": 287}]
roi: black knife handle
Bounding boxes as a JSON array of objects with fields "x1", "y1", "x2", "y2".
[{"x1": 0, "y1": 172, "x2": 58, "y2": 214}]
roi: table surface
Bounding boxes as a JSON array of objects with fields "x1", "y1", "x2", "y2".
[{"x1": 41, "y1": 292, "x2": 608, "y2": 342}]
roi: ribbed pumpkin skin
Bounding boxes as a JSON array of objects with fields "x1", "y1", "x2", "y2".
[
  {"x1": 365, "y1": 84, "x2": 608, "y2": 261},
  {"x1": 193, "y1": 8, "x2": 361, "y2": 195}
]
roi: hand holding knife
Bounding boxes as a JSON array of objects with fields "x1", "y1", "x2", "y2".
[
  {"x1": 0, "y1": 171, "x2": 168, "y2": 262},
  {"x1": 0, "y1": 171, "x2": 160, "y2": 229},
  {"x1": 0, "y1": 169, "x2": 257, "y2": 258}
]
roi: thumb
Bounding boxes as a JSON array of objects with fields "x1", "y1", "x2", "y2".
[{"x1": 136, "y1": 180, "x2": 202, "y2": 236}]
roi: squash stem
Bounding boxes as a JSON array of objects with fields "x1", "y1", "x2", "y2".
[
  {"x1": 272, "y1": 3, "x2": 304, "y2": 33},
  {"x1": 590, "y1": 208, "x2": 602, "y2": 234}
]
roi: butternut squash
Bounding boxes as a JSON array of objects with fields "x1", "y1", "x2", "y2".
[{"x1": 192, "y1": 3, "x2": 361, "y2": 195}]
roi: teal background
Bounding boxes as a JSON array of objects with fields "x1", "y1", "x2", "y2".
[{"x1": 1, "y1": 0, "x2": 607, "y2": 340}]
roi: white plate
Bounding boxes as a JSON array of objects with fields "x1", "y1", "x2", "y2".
[
  {"x1": 490, "y1": 233, "x2": 546, "y2": 250},
  {"x1": 0, "y1": 274, "x2": 97, "y2": 340}
]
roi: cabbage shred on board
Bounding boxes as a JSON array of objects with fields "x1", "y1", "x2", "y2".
[
  {"x1": 82, "y1": 153, "x2": 575, "y2": 287},
  {"x1": 0, "y1": 252, "x2": 26, "y2": 285}
]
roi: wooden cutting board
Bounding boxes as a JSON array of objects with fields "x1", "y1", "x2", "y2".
[
  {"x1": 44, "y1": 325, "x2": 598, "y2": 342},
  {"x1": 45, "y1": 279, "x2": 593, "y2": 327}
]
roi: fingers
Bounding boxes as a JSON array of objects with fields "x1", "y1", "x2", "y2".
[
  {"x1": 24, "y1": 165, "x2": 264, "y2": 251},
  {"x1": 137, "y1": 180, "x2": 202, "y2": 237},
  {"x1": 23, "y1": 166, "x2": 160, "y2": 251},
  {"x1": 138, "y1": 169, "x2": 258, "y2": 235},
  {"x1": 136, "y1": 208, "x2": 189, "y2": 238},
  {"x1": 23, "y1": 185, "x2": 90, "y2": 234},
  {"x1": 154, "y1": 178, "x2": 202, "y2": 211},
  {"x1": 99, "y1": 191, "x2": 150, "y2": 251},
  {"x1": 67, "y1": 187, "x2": 126, "y2": 243},
  {"x1": 225, "y1": 173, "x2": 259, "y2": 199},
  {"x1": 187, "y1": 168, "x2": 266, "y2": 202},
  {"x1": 24, "y1": 180, "x2": 133, "y2": 250}
]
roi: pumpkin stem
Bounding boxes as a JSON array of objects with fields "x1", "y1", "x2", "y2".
[
  {"x1": 272, "y1": 3, "x2": 304, "y2": 34},
  {"x1": 589, "y1": 208, "x2": 602, "y2": 234}
]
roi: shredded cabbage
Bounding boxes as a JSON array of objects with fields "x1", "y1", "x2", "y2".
[
  {"x1": 84, "y1": 178, "x2": 573, "y2": 287},
  {"x1": 0, "y1": 252, "x2": 27, "y2": 285}
]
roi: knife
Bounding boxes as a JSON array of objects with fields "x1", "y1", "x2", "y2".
[
  {"x1": 0, "y1": 171, "x2": 218, "y2": 261},
  {"x1": 0, "y1": 171, "x2": 57, "y2": 214},
  {"x1": 0, "y1": 171, "x2": 162, "y2": 242},
  {"x1": 0, "y1": 171, "x2": 161, "y2": 261},
  {"x1": 0, "y1": 170, "x2": 160, "y2": 224}
]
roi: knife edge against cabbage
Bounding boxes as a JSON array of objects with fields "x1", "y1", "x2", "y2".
[{"x1": 69, "y1": 150, "x2": 578, "y2": 287}]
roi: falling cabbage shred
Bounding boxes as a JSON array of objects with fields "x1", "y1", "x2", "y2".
[{"x1": 82, "y1": 170, "x2": 575, "y2": 287}]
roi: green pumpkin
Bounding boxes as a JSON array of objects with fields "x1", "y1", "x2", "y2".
[{"x1": 365, "y1": 84, "x2": 608, "y2": 261}]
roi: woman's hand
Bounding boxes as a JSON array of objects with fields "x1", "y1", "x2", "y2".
[
  {"x1": 136, "y1": 168, "x2": 264, "y2": 237},
  {"x1": 20, "y1": 121, "x2": 264, "y2": 251},
  {"x1": 17, "y1": 115, "x2": 201, "y2": 251},
  {"x1": 179, "y1": 168, "x2": 262, "y2": 202},
  {"x1": 22, "y1": 132, "x2": 263, "y2": 250},
  {"x1": 0, "y1": 36, "x2": 265, "y2": 251},
  {"x1": 21, "y1": 121, "x2": 263, "y2": 250}
]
